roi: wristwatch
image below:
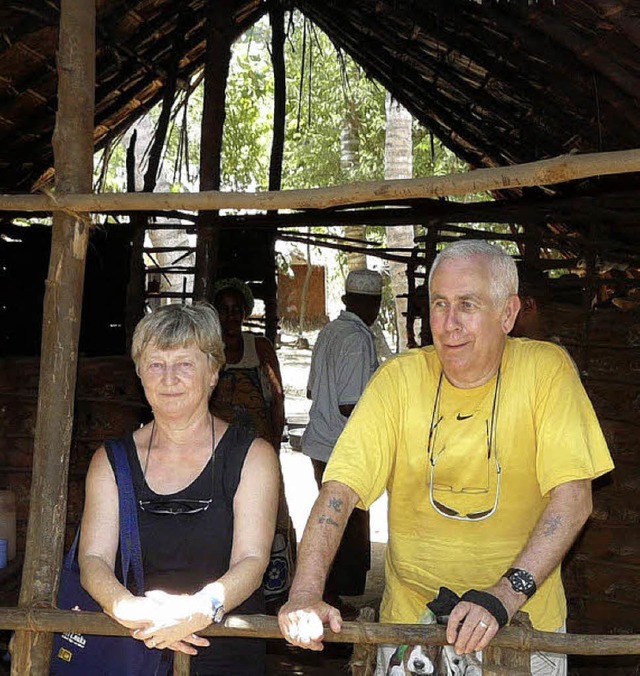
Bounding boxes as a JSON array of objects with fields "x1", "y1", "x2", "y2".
[
  {"x1": 199, "y1": 592, "x2": 226, "y2": 623},
  {"x1": 503, "y1": 568, "x2": 537, "y2": 599},
  {"x1": 209, "y1": 596, "x2": 226, "y2": 624}
]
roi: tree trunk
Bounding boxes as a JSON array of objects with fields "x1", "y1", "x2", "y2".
[
  {"x1": 384, "y1": 93, "x2": 415, "y2": 351},
  {"x1": 341, "y1": 107, "x2": 367, "y2": 271}
]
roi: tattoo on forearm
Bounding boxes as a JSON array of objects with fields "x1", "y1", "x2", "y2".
[
  {"x1": 328, "y1": 497, "x2": 343, "y2": 512},
  {"x1": 318, "y1": 515, "x2": 339, "y2": 527},
  {"x1": 543, "y1": 515, "x2": 562, "y2": 536}
]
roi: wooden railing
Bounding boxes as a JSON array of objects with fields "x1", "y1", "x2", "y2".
[{"x1": 3, "y1": 607, "x2": 640, "y2": 676}]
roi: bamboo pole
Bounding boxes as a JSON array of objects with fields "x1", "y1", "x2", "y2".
[
  {"x1": 3, "y1": 609, "x2": 640, "y2": 657},
  {"x1": 2, "y1": 148, "x2": 640, "y2": 213},
  {"x1": 10, "y1": 0, "x2": 95, "y2": 674}
]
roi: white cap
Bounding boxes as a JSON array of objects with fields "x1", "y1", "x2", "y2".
[{"x1": 345, "y1": 269, "x2": 383, "y2": 296}]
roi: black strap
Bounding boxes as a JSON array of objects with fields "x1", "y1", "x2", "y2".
[
  {"x1": 427, "y1": 586, "x2": 461, "y2": 622},
  {"x1": 460, "y1": 589, "x2": 509, "y2": 628},
  {"x1": 427, "y1": 586, "x2": 509, "y2": 628}
]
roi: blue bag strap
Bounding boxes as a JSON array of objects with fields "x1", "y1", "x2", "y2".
[
  {"x1": 63, "y1": 529, "x2": 81, "y2": 570},
  {"x1": 104, "y1": 438, "x2": 145, "y2": 595}
]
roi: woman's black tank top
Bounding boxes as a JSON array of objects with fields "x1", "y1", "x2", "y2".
[{"x1": 108, "y1": 424, "x2": 266, "y2": 674}]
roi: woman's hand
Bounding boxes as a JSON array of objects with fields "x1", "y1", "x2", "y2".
[
  {"x1": 108, "y1": 594, "x2": 163, "y2": 630},
  {"x1": 131, "y1": 590, "x2": 212, "y2": 652}
]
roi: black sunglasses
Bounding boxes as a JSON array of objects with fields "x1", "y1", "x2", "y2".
[
  {"x1": 139, "y1": 419, "x2": 215, "y2": 516},
  {"x1": 139, "y1": 497, "x2": 213, "y2": 515}
]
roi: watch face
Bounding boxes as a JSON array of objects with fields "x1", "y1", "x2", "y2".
[
  {"x1": 508, "y1": 568, "x2": 535, "y2": 595},
  {"x1": 212, "y1": 603, "x2": 225, "y2": 624}
]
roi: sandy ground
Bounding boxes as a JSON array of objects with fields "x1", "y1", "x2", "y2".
[
  {"x1": 264, "y1": 336, "x2": 388, "y2": 673},
  {"x1": 277, "y1": 336, "x2": 388, "y2": 608}
]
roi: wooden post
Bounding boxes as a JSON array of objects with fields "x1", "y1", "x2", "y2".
[
  {"x1": 264, "y1": 4, "x2": 286, "y2": 343},
  {"x1": 483, "y1": 612, "x2": 533, "y2": 676},
  {"x1": 125, "y1": 130, "x2": 147, "y2": 347},
  {"x1": 193, "y1": 1, "x2": 233, "y2": 303},
  {"x1": 10, "y1": 0, "x2": 95, "y2": 673},
  {"x1": 172, "y1": 652, "x2": 190, "y2": 676},
  {"x1": 350, "y1": 607, "x2": 377, "y2": 676}
]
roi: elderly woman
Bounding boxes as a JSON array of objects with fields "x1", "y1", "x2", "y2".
[
  {"x1": 78, "y1": 302, "x2": 278, "y2": 674},
  {"x1": 210, "y1": 279, "x2": 295, "y2": 613}
]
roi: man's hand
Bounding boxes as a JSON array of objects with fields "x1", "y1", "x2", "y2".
[
  {"x1": 278, "y1": 591, "x2": 343, "y2": 651},
  {"x1": 446, "y1": 578, "x2": 523, "y2": 655}
]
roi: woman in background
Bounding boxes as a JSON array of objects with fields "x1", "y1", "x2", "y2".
[{"x1": 211, "y1": 278, "x2": 295, "y2": 613}]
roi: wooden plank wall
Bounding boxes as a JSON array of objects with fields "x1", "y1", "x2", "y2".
[
  {"x1": 544, "y1": 303, "x2": 640, "y2": 673},
  {"x1": 0, "y1": 356, "x2": 149, "y2": 606}
]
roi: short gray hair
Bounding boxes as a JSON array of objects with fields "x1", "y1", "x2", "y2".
[
  {"x1": 131, "y1": 302, "x2": 225, "y2": 372},
  {"x1": 428, "y1": 239, "x2": 519, "y2": 307}
]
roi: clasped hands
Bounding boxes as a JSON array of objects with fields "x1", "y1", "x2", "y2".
[{"x1": 111, "y1": 590, "x2": 212, "y2": 654}]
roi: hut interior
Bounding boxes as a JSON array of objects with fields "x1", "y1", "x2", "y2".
[{"x1": 1, "y1": 0, "x2": 640, "y2": 672}]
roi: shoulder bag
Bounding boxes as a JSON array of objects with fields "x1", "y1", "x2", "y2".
[{"x1": 50, "y1": 438, "x2": 170, "y2": 675}]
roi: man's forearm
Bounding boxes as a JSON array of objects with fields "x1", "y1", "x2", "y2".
[
  {"x1": 490, "y1": 479, "x2": 593, "y2": 618},
  {"x1": 513, "y1": 479, "x2": 592, "y2": 583},
  {"x1": 289, "y1": 480, "x2": 360, "y2": 597}
]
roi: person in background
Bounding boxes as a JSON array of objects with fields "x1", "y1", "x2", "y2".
[
  {"x1": 80, "y1": 302, "x2": 278, "y2": 674},
  {"x1": 300, "y1": 269, "x2": 383, "y2": 613},
  {"x1": 210, "y1": 278, "x2": 284, "y2": 448},
  {"x1": 211, "y1": 278, "x2": 295, "y2": 613},
  {"x1": 279, "y1": 241, "x2": 613, "y2": 676}
]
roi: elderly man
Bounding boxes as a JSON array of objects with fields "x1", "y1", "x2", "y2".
[
  {"x1": 279, "y1": 240, "x2": 613, "y2": 675},
  {"x1": 301, "y1": 268, "x2": 383, "y2": 611}
]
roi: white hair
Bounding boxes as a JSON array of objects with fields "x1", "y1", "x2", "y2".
[
  {"x1": 428, "y1": 239, "x2": 519, "y2": 307},
  {"x1": 131, "y1": 302, "x2": 225, "y2": 373}
]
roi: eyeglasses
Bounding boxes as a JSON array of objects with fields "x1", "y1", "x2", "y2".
[
  {"x1": 139, "y1": 419, "x2": 215, "y2": 516},
  {"x1": 427, "y1": 369, "x2": 502, "y2": 521},
  {"x1": 139, "y1": 497, "x2": 213, "y2": 515}
]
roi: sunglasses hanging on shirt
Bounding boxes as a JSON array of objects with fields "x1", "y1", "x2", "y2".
[
  {"x1": 426, "y1": 367, "x2": 502, "y2": 521},
  {"x1": 138, "y1": 418, "x2": 215, "y2": 516}
]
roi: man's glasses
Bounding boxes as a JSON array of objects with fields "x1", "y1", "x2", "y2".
[
  {"x1": 427, "y1": 368, "x2": 502, "y2": 521},
  {"x1": 139, "y1": 419, "x2": 215, "y2": 516}
]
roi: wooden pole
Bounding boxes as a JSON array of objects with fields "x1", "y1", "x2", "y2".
[
  {"x1": 484, "y1": 612, "x2": 532, "y2": 675},
  {"x1": 125, "y1": 130, "x2": 147, "y2": 347},
  {"x1": 264, "y1": 3, "x2": 286, "y2": 344},
  {"x1": 351, "y1": 607, "x2": 377, "y2": 676},
  {"x1": 3, "y1": 609, "x2": 640, "y2": 657},
  {"x1": 10, "y1": 0, "x2": 95, "y2": 674},
  {"x1": 2, "y1": 148, "x2": 640, "y2": 214},
  {"x1": 193, "y1": 1, "x2": 233, "y2": 303}
]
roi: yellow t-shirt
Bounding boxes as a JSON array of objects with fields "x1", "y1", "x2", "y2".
[{"x1": 324, "y1": 338, "x2": 614, "y2": 631}]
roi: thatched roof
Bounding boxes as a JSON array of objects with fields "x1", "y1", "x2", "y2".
[{"x1": 1, "y1": 1, "x2": 639, "y2": 249}]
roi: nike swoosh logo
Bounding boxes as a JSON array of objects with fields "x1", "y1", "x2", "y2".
[{"x1": 456, "y1": 413, "x2": 473, "y2": 421}]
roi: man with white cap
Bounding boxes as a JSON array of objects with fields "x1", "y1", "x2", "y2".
[{"x1": 300, "y1": 268, "x2": 383, "y2": 611}]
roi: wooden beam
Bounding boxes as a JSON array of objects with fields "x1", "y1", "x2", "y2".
[
  {"x1": 2, "y1": 149, "x2": 640, "y2": 213},
  {"x1": 10, "y1": 1, "x2": 95, "y2": 674},
  {"x1": 3, "y1": 608, "x2": 640, "y2": 656}
]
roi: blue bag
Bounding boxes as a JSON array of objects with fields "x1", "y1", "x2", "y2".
[{"x1": 50, "y1": 439, "x2": 171, "y2": 675}]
